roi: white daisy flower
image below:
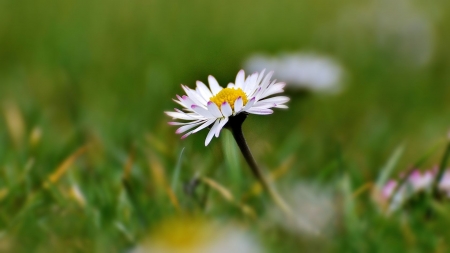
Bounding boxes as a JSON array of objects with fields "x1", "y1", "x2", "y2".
[
  {"x1": 132, "y1": 218, "x2": 262, "y2": 253},
  {"x1": 165, "y1": 70, "x2": 289, "y2": 146},
  {"x1": 271, "y1": 183, "x2": 336, "y2": 238}
]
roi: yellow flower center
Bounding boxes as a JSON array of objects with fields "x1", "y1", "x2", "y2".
[
  {"x1": 149, "y1": 218, "x2": 217, "y2": 250},
  {"x1": 209, "y1": 88, "x2": 248, "y2": 110}
]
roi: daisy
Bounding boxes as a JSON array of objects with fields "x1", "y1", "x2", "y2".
[
  {"x1": 132, "y1": 217, "x2": 262, "y2": 253},
  {"x1": 271, "y1": 183, "x2": 336, "y2": 237},
  {"x1": 165, "y1": 70, "x2": 289, "y2": 146}
]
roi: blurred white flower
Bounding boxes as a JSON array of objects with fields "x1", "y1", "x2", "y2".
[
  {"x1": 244, "y1": 53, "x2": 344, "y2": 94},
  {"x1": 438, "y1": 171, "x2": 450, "y2": 198},
  {"x1": 271, "y1": 183, "x2": 336, "y2": 237},
  {"x1": 132, "y1": 218, "x2": 262, "y2": 253}
]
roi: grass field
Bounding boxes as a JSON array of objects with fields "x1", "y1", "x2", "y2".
[{"x1": 1, "y1": 0, "x2": 450, "y2": 252}]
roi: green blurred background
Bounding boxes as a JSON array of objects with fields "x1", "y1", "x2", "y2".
[{"x1": 1, "y1": 0, "x2": 450, "y2": 252}]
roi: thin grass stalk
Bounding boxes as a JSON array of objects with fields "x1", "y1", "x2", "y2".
[{"x1": 433, "y1": 139, "x2": 450, "y2": 197}]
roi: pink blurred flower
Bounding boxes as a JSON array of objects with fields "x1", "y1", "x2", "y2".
[
  {"x1": 376, "y1": 168, "x2": 450, "y2": 212},
  {"x1": 381, "y1": 180, "x2": 397, "y2": 200},
  {"x1": 408, "y1": 170, "x2": 434, "y2": 191}
]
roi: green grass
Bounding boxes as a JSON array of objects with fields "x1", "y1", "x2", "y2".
[{"x1": 1, "y1": 0, "x2": 450, "y2": 252}]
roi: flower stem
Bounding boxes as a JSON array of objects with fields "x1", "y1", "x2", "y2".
[{"x1": 226, "y1": 113, "x2": 292, "y2": 216}]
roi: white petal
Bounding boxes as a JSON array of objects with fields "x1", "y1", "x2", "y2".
[
  {"x1": 243, "y1": 97, "x2": 256, "y2": 111},
  {"x1": 256, "y1": 80, "x2": 276, "y2": 100},
  {"x1": 256, "y1": 96, "x2": 290, "y2": 105},
  {"x1": 196, "y1": 81, "x2": 213, "y2": 101},
  {"x1": 174, "y1": 108, "x2": 204, "y2": 119},
  {"x1": 255, "y1": 72, "x2": 274, "y2": 98},
  {"x1": 179, "y1": 95, "x2": 195, "y2": 108},
  {"x1": 235, "y1": 69, "x2": 245, "y2": 88},
  {"x1": 208, "y1": 75, "x2": 223, "y2": 95},
  {"x1": 215, "y1": 117, "x2": 229, "y2": 137},
  {"x1": 193, "y1": 89, "x2": 208, "y2": 104},
  {"x1": 247, "y1": 108, "x2": 273, "y2": 115},
  {"x1": 260, "y1": 71, "x2": 274, "y2": 89},
  {"x1": 191, "y1": 119, "x2": 216, "y2": 133},
  {"x1": 168, "y1": 120, "x2": 201, "y2": 126},
  {"x1": 256, "y1": 69, "x2": 266, "y2": 85},
  {"x1": 248, "y1": 87, "x2": 262, "y2": 100},
  {"x1": 165, "y1": 111, "x2": 196, "y2": 120},
  {"x1": 176, "y1": 121, "x2": 204, "y2": 134},
  {"x1": 181, "y1": 132, "x2": 193, "y2": 139},
  {"x1": 182, "y1": 85, "x2": 207, "y2": 107},
  {"x1": 244, "y1": 73, "x2": 259, "y2": 94},
  {"x1": 221, "y1": 102, "x2": 233, "y2": 117},
  {"x1": 234, "y1": 97, "x2": 243, "y2": 114},
  {"x1": 205, "y1": 120, "x2": 220, "y2": 146},
  {"x1": 261, "y1": 83, "x2": 285, "y2": 98},
  {"x1": 207, "y1": 102, "x2": 223, "y2": 118},
  {"x1": 173, "y1": 95, "x2": 190, "y2": 109},
  {"x1": 251, "y1": 103, "x2": 276, "y2": 109},
  {"x1": 191, "y1": 105, "x2": 214, "y2": 118},
  {"x1": 196, "y1": 87, "x2": 208, "y2": 102},
  {"x1": 173, "y1": 99, "x2": 189, "y2": 110},
  {"x1": 227, "y1": 83, "x2": 234, "y2": 88},
  {"x1": 252, "y1": 102, "x2": 287, "y2": 109}
]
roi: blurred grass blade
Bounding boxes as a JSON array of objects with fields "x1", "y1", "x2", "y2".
[
  {"x1": 3, "y1": 101, "x2": 25, "y2": 148},
  {"x1": 146, "y1": 133, "x2": 169, "y2": 155},
  {"x1": 352, "y1": 182, "x2": 373, "y2": 198},
  {"x1": 170, "y1": 147, "x2": 185, "y2": 194},
  {"x1": 277, "y1": 132, "x2": 302, "y2": 159},
  {"x1": 412, "y1": 140, "x2": 445, "y2": 169},
  {"x1": 123, "y1": 149, "x2": 135, "y2": 181},
  {"x1": 0, "y1": 188, "x2": 8, "y2": 202},
  {"x1": 201, "y1": 177, "x2": 234, "y2": 202},
  {"x1": 242, "y1": 156, "x2": 295, "y2": 200},
  {"x1": 69, "y1": 184, "x2": 86, "y2": 208},
  {"x1": 340, "y1": 174, "x2": 360, "y2": 240},
  {"x1": 122, "y1": 149, "x2": 141, "y2": 221},
  {"x1": 114, "y1": 221, "x2": 135, "y2": 243},
  {"x1": 341, "y1": 174, "x2": 355, "y2": 218},
  {"x1": 148, "y1": 152, "x2": 181, "y2": 211},
  {"x1": 201, "y1": 177, "x2": 256, "y2": 218},
  {"x1": 29, "y1": 126, "x2": 42, "y2": 149},
  {"x1": 148, "y1": 152, "x2": 167, "y2": 190},
  {"x1": 375, "y1": 145, "x2": 404, "y2": 189},
  {"x1": 44, "y1": 144, "x2": 88, "y2": 188},
  {"x1": 433, "y1": 137, "x2": 450, "y2": 194},
  {"x1": 222, "y1": 132, "x2": 242, "y2": 189},
  {"x1": 390, "y1": 140, "x2": 444, "y2": 204}
]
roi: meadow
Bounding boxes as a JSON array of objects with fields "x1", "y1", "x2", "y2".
[{"x1": 1, "y1": 0, "x2": 450, "y2": 252}]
